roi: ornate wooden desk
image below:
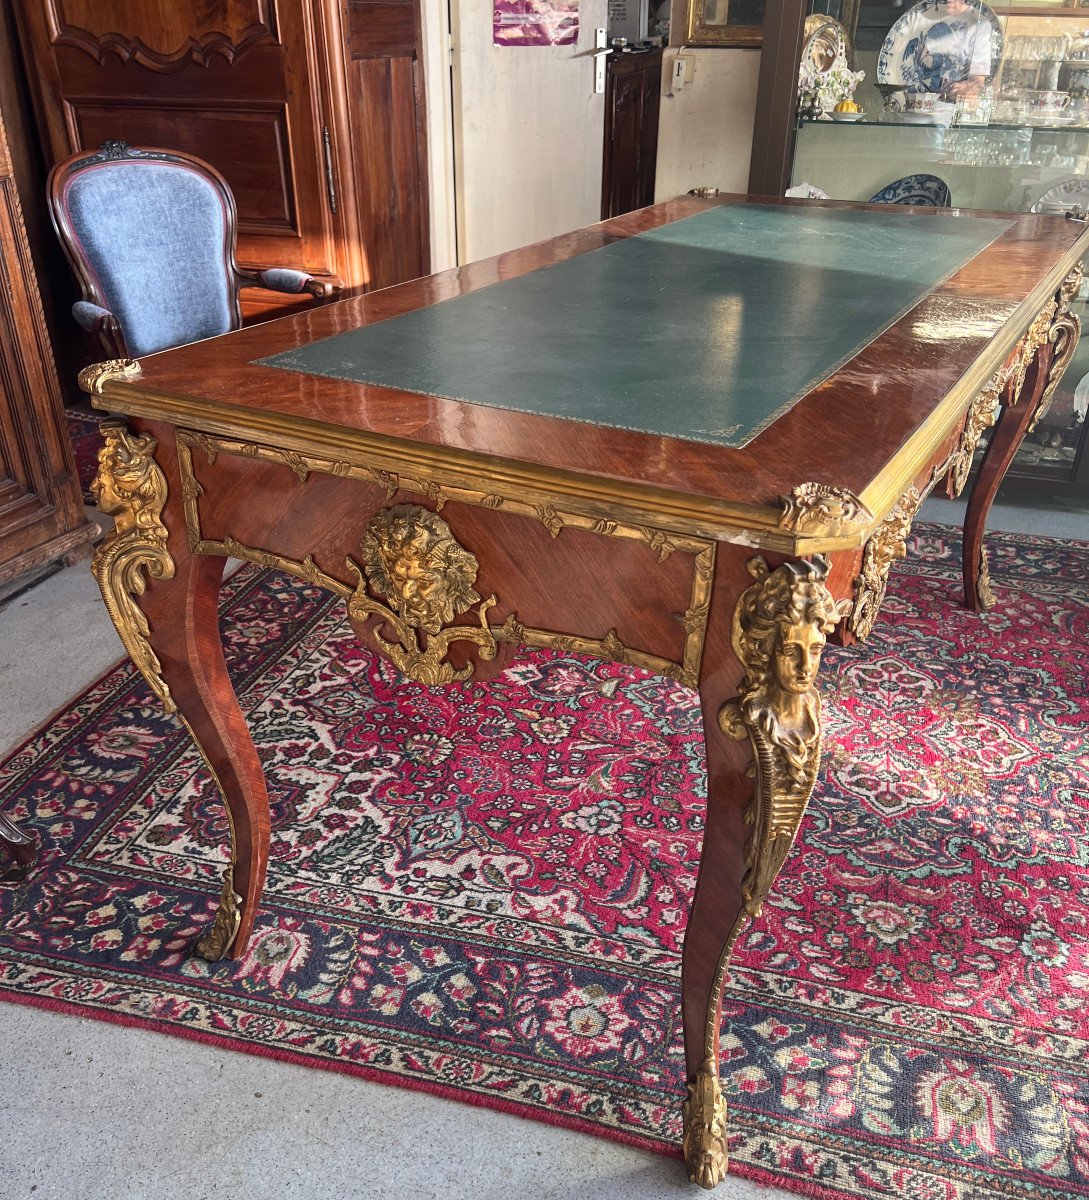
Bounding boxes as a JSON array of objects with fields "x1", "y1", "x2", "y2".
[{"x1": 81, "y1": 196, "x2": 1087, "y2": 1188}]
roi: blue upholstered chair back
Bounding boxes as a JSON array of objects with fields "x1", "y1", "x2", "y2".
[{"x1": 58, "y1": 159, "x2": 236, "y2": 357}]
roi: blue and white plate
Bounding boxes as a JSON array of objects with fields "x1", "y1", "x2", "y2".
[
  {"x1": 869, "y1": 174, "x2": 952, "y2": 207},
  {"x1": 877, "y1": 0, "x2": 1003, "y2": 92}
]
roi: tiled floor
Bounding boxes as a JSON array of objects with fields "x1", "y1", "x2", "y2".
[{"x1": 0, "y1": 493, "x2": 1085, "y2": 1200}]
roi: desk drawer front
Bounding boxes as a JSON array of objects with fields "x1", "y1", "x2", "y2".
[{"x1": 177, "y1": 431, "x2": 715, "y2": 688}]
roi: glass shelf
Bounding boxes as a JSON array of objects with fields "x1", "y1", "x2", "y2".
[{"x1": 802, "y1": 118, "x2": 1089, "y2": 132}]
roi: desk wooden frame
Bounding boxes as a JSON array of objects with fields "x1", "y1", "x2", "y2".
[{"x1": 79, "y1": 196, "x2": 1088, "y2": 1189}]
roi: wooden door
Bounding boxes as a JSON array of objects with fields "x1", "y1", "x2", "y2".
[
  {"x1": 16, "y1": 1, "x2": 343, "y2": 305},
  {"x1": 450, "y1": 0, "x2": 608, "y2": 264},
  {"x1": 0, "y1": 107, "x2": 94, "y2": 587},
  {"x1": 341, "y1": 0, "x2": 430, "y2": 289},
  {"x1": 602, "y1": 50, "x2": 661, "y2": 220}
]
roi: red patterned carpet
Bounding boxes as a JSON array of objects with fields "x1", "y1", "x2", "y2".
[
  {"x1": 1, "y1": 526, "x2": 1087, "y2": 1200},
  {"x1": 65, "y1": 404, "x2": 105, "y2": 505}
]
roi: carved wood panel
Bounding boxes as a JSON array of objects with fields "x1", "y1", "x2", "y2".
[
  {"x1": 17, "y1": 0, "x2": 340, "y2": 297},
  {"x1": 350, "y1": 56, "x2": 427, "y2": 288},
  {"x1": 71, "y1": 105, "x2": 298, "y2": 235},
  {"x1": 41, "y1": 0, "x2": 277, "y2": 68},
  {"x1": 18, "y1": 0, "x2": 432, "y2": 319},
  {"x1": 344, "y1": 0, "x2": 429, "y2": 289},
  {"x1": 347, "y1": 0, "x2": 417, "y2": 56},
  {"x1": 602, "y1": 50, "x2": 662, "y2": 221},
  {"x1": 0, "y1": 101, "x2": 94, "y2": 585}
]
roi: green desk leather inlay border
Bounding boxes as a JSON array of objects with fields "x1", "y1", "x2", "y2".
[{"x1": 258, "y1": 205, "x2": 1012, "y2": 450}]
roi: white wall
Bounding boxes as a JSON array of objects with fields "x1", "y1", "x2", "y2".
[
  {"x1": 420, "y1": 0, "x2": 458, "y2": 272},
  {"x1": 421, "y1": 1, "x2": 761, "y2": 267},
  {"x1": 654, "y1": 48, "x2": 760, "y2": 200},
  {"x1": 449, "y1": 0, "x2": 609, "y2": 264}
]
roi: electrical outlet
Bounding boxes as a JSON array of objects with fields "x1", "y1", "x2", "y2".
[
  {"x1": 672, "y1": 56, "x2": 686, "y2": 91},
  {"x1": 669, "y1": 52, "x2": 695, "y2": 93}
]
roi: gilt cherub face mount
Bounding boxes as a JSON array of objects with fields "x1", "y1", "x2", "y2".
[
  {"x1": 345, "y1": 504, "x2": 498, "y2": 686},
  {"x1": 357, "y1": 504, "x2": 483, "y2": 635}
]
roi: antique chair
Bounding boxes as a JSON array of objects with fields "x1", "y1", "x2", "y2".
[{"x1": 47, "y1": 141, "x2": 335, "y2": 359}]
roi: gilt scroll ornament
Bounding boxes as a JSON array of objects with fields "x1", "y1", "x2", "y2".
[
  {"x1": 90, "y1": 422, "x2": 176, "y2": 713},
  {"x1": 346, "y1": 505, "x2": 498, "y2": 684},
  {"x1": 779, "y1": 484, "x2": 872, "y2": 539},
  {"x1": 976, "y1": 544, "x2": 997, "y2": 610},
  {"x1": 1007, "y1": 300, "x2": 1058, "y2": 406},
  {"x1": 684, "y1": 1056, "x2": 730, "y2": 1189},
  {"x1": 947, "y1": 374, "x2": 1003, "y2": 499},
  {"x1": 1032, "y1": 262, "x2": 1083, "y2": 431},
  {"x1": 850, "y1": 486, "x2": 922, "y2": 641},
  {"x1": 78, "y1": 357, "x2": 142, "y2": 396},
  {"x1": 194, "y1": 865, "x2": 243, "y2": 961}
]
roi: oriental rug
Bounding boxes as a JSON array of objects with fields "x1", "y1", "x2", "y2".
[
  {"x1": 1, "y1": 525, "x2": 1087, "y2": 1200},
  {"x1": 65, "y1": 404, "x2": 105, "y2": 505}
]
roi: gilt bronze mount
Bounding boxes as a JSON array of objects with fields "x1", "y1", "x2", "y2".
[
  {"x1": 347, "y1": 505, "x2": 499, "y2": 684},
  {"x1": 89, "y1": 422, "x2": 176, "y2": 713},
  {"x1": 681, "y1": 555, "x2": 847, "y2": 1189}
]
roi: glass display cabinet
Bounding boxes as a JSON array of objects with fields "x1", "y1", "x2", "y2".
[{"x1": 757, "y1": 0, "x2": 1089, "y2": 499}]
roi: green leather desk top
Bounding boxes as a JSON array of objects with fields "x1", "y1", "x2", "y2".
[{"x1": 259, "y1": 205, "x2": 1011, "y2": 449}]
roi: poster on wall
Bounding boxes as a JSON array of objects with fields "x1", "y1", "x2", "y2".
[{"x1": 493, "y1": 1, "x2": 580, "y2": 47}]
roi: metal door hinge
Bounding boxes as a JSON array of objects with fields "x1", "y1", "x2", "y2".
[{"x1": 322, "y1": 125, "x2": 337, "y2": 214}]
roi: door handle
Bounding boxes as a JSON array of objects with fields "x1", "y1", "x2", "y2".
[{"x1": 322, "y1": 125, "x2": 337, "y2": 215}]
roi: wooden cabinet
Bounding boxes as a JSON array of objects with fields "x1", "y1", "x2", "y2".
[
  {"x1": 0, "y1": 103, "x2": 95, "y2": 589},
  {"x1": 15, "y1": 0, "x2": 429, "y2": 319},
  {"x1": 601, "y1": 49, "x2": 662, "y2": 221}
]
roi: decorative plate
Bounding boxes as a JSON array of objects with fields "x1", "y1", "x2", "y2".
[
  {"x1": 798, "y1": 14, "x2": 862, "y2": 112},
  {"x1": 785, "y1": 182, "x2": 831, "y2": 199},
  {"x1": 829, "y1": 111, "x2": 866, "y2": 121},
  {"x1": 877, "y1": 0, "x2": 1003, "y2": 92},
  {"x1": 869, "y1": 174, "x2": 952, "y2": 207},
  {"x1": 802, "y1": 13, "x2": 853, "y2": 74},
  {"x1": 1030, "y1": 177, "x2": 1089, "y2": 213}
]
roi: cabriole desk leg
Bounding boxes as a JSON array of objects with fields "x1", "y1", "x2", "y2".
[
  {"x1": 963, "y1": 263, "x2": 1081, "y2": 611},
  {"x1": 681, "y1": 553, "x2": 849, "y2": 1188},
  {"x1": 90, "y1": 420, "x2": 270, "y2": 961},
  {"x1": 963, "y1": 345, "x2": 1053, "y2": 612}
]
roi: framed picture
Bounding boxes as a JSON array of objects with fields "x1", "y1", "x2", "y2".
[{"x1": 685, "y1": 0, "x2": 766, "y2": 46}]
